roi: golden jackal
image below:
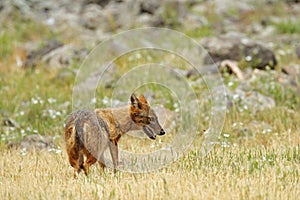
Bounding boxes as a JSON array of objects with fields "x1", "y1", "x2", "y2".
[{"x1": 64, "y1": 94, "x2": 165, "y2": 178}]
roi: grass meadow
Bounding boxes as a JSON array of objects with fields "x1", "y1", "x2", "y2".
[
  {"x1": 0, "y1": 57, "x2": 299, "y2": 200},
  {"x1": 0, "y1": 135, "x2": 299, "y2": 199}
]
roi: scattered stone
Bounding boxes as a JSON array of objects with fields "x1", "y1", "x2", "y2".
[{"x1": 7, "y1": 134, "x2": 56, "y2": 151}]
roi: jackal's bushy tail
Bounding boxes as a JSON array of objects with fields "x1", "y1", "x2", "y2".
[{"x1": 74, "y1": 110, "x2": 110, "y2": 161}]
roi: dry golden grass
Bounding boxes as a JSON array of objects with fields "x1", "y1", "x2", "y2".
[{"x1": 0, "y1": 132, "x2": 299, "y2": 200}]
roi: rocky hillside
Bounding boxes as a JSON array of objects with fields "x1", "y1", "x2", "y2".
[{"x1": 0, "y1": 0, "x2": 299, "y2": 69}]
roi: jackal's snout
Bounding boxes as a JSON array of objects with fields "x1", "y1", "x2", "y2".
[
  {"x1": 130, "y1": 93, "x2": 166, "y2": 140},
  {"x1": 159, "y1": 129, "x2": 165, "y2": 135}
]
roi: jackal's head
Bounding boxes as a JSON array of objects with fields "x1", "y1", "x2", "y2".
[{"x1": 130, "y1": 94, "x2": 165, "y2": 140}]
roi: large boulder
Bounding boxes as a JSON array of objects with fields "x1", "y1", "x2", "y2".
[
  {"x1": 23, "y1": 39, "x2": 88, "y2": 69},
  {"x1": 200, "y1": 33, "x2": 277, "y2": 69}
]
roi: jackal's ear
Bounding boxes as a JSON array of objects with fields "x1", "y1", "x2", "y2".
[
  {"x1": 138, "y1": 94, "x2": 148, "y2": 104},
  {"x1": 130, "y1": 93, "x2": 139, "y2": 108}
]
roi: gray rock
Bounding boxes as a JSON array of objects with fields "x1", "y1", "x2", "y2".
[
  {"x1": 214, "y1": 0, "x2": 254, "y2": 15},
  {"x1": 80, "y1": 3, "x2": 103, "y2": 30},
  {"x1": 0, "y1": 1, "x2": 14, "y2": 21},
  {"x1": 243, "y1": 42, "x2": 277, "y2": 69},
  {"x1": 140, "y1": 0, "x2": 161, "y2": 15},
  {"x1": 82, "y1": 0, "x2": 111, "y2": 7},
  {"x1": 135, "y1": 13, "x2": 154, "y2": 27},
  {"x1": 23, "y1": 39, "x2": 63, "y2": 68},
  {"x1": 239, "y1": 90, "x2": 275, "y2": 112},
  {"x1": 8, "y1": 134, "x2": 55, "y2": 151},
  {"x1": 41, "y1": 44, "x2": 88, "y2": 68},
  {"x1": 113, "y1": 1, "x2": 141, "y2": 30},
  {"x1": 80, "y1": 2, "x2": 132, "y2": 32},
  {"x1": 211, "y1": 85, "x2": 276, "y2": 113},
  {"x1": 23, "y1": 39, "x2": 88, "y2": 69},
  {"x1": 76, "y1": 62, "x2": 120, "y2": 91},
  {"x1": 201, "y1": 34, "x2": 277, "y2": 69},
  {"x1": 295, "y1": 44, "x2": 300, "y2": 59},
  {"x1": 282, "y1": 65, "x2": 298, "y2": 76},
  {"x1": 155, "y1": 0, "x2": 187, "y2": 27},
  {"x1": 201, "y1": 35, "x2": 243, "y2": 63},
  {"x1": 182, "y1": 14, "x2": 208, "y2": 30},
  {"x1": 285, "y1": 0, "x2": 300, "y2": 3}
]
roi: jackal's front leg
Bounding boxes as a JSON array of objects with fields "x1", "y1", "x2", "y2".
[{"x1": 108, "y1": 140, "x2": 118, "y2": 173}]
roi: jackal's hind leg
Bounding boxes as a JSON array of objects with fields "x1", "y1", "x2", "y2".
[
  {"x1": 78, "y1": 153, "x2": 84, "y2": 171},
  {"x1": 67, "y1": 149, "x2": 82, "y2": 179},
  {"x1": 98, "y1": 161, "x2": 106, "y2": 170},
  {"x1": 98, "y1": 153, "x2": 106, "y2": 171},
  {"x1": 83, "y1": 153, "x2": 97, "y2": 176},
  {"x1": 68, "y1": 157, "x2": 81, "y2": 179}
]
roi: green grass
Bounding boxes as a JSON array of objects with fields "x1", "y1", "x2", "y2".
[
  {"x1": 274, "y1": 19, "x2": 300, "y2": 34},
  {"x1": 0, "y1": 31, "x2": 14, "y2": 59},
  {"x1": 184, "y1": 26, "x2": 214, "y2": 38}
]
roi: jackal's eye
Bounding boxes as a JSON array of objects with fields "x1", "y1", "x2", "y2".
[{"x1": 142, "y1": 116, "x2": 151, "y2": 124}]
